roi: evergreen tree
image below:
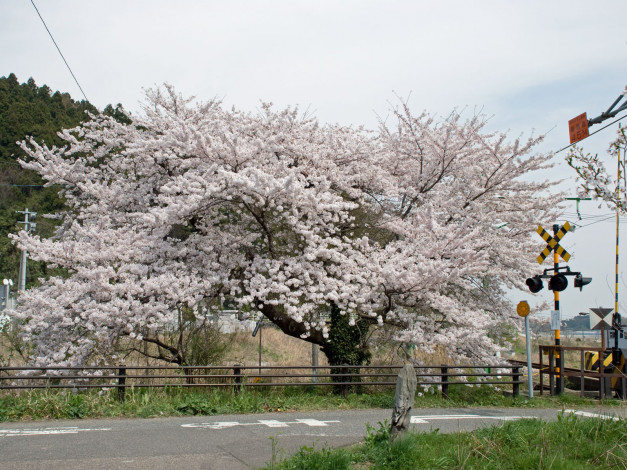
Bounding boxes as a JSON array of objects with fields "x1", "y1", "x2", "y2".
[{"x1": 0, "y1": 74, "x2": 100, "y2": 286}]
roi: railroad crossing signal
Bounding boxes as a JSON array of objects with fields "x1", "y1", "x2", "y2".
[
  {"x1": 536, "y1": 222, "x2": 571, "y2": 264},
  {"x1": 589, "y1": 307, "x2": 613, "y2": 330}
]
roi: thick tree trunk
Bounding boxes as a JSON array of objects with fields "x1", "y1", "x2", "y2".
[
  {"x1": 259, "y1": 304, "x2": 326, "y2": 345},
  {"x1": 261, "y1": 302, "x2": 372, "y2": 394}
]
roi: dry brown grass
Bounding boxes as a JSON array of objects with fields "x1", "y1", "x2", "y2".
[
  {"x1": 225, "y1": 327, "x2": 329, "y2": 367},
  {"x1": 509, "y1": 332, "x2": 605, "y2": 369},
  {"x1": 10, "y1": 323, "x2": 601, "y2": 369},
  {"x1": 0, "y1": 323, "x2": 467, "y2": 369}
]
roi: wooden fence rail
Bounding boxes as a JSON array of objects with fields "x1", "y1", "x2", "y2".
[{"x1": 0, "y1": 364, "x2": 523, "y2": 401}]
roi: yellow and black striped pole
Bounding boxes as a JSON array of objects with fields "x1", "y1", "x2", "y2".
[
  {"x1": 553, "y1": 224, "x2": 562, "y2": 393},
  {"x1": 617, "y1": 146, "x2": 621, "y2": 320},
  {"x1": 613, "y1": 147, "x2": 621, "y2": 375}
]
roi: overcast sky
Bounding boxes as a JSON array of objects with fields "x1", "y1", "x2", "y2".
[{"x1": 2, "y1": 0, "x2": 627, "y2": 321}]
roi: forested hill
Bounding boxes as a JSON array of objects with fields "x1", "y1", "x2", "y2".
[{"x1": 0, "y1": 73, "x2": 124, "y2": 286}]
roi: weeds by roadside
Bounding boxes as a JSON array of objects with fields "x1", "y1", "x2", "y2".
[
  {"x1": 266, "y1": 413, "x2": 627, "y2": 469},
  {"x1": 0, "y1": 382, "x2": 623, "y2": 422},
  {"x1": 0, "y1": 386, "x2": 395, "y2": 421}
]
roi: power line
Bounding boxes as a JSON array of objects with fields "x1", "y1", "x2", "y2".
[
  {"x1": 29, "y1": 0, "x2": 89, "y2": 102},
  {"x1": 572, "y1": 214, "x2": 617, "y2": 228},
  {"x1": 562, "y1": 212, "x2": 622, "y2": 222}
]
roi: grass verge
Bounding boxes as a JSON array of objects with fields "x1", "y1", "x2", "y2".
[
  {"x1": 0, "y1": 383, "x2": 623, "y2": 422},
  {"x1": 0, "y1": 386, "x2": 394, "y2": 421},
  {"x1": 266, "y1": 413, "x2": 627, "y2": 469}
]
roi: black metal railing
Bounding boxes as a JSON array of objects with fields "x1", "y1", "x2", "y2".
[{"x1": 0, "y1": 364, "x2": 523, "y2": 401}]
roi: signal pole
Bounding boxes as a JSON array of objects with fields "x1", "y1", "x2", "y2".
[
  {"x1": 613, "y1": 145, "x2": 625, "y2": 383},
  {"x1": 615, "y1": 147, "x2": 620, "y2": 353},
  {"x1": 553, "y1": 224, "x2": 561, "y2": 393}
]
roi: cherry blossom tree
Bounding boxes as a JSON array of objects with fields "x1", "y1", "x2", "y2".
[
  {"x1": 8, "y1": 86, "x2": 561, "y2": 367},
  {"x1": 567, "y1": 125, "x2": 627, "y2": 212}
]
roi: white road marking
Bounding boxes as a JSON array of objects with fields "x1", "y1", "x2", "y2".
[
  {"x1": 295, "y1": 419, "x2": 335, "y2": 427},
  {"x1": 410, "y1": 414, "x2": 531, "y2": 424},
  {"x1": 184, "y1": 421, "x2": 241, "y2": 430},
  {"x1": 411, "y1": 417, "x2": 429, "y2": 424},
  {"x1": 563, "y1": 409, "x2": 621, "y2": 421},
  {"x1": 182, "y1": 418, "x2": 340, "y2": 430},
  {"x1": 258, "y1": 419, "x2": 289, "y2": 428},
  {"x1": 0, "y1": 426, "x2": 111, "y2": 437}
]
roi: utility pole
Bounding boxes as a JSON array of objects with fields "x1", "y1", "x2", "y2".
[
  {"x1": 312, "y1": 343, "x2": 319, "y2": 383},
  {"x1": 613, "y1": 145, "x2": 625, "y2": 387},
  {"x1": 16, "y1": 208, "x2": 37, "y2": 292},
  {"x1": 2, "y1": 279, "x2": 13, "y2": 310},
  {"x1": 252, "y1": 314, "x2": 264, "y2": 376}
]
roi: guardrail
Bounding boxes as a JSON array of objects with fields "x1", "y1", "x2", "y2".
[{"x1": 0, "y1": 364, "x2": 523, "y2": 401}]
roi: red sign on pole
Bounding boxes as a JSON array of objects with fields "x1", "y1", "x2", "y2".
[{"x1": 568, "y1": 113, "x2": 589, "y2": 144}]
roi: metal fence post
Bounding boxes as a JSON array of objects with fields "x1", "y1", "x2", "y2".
[
  {"x1": 117, "y1": 367, "x2": 126, "y2": 402},
  {"x1": 441, "y1": 366, "x2": 449, "y2": 399},
  {"x1": 341, "y1": 365, "x2": 348, "y2": 398},
  {"x1": 512, "y1": 367, "x2": 521, "y2": 397},
  {"x1": 233, "y1": 364, "x2": 242, "y2": 395}
]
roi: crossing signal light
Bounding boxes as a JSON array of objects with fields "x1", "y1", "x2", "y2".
[
  {"x1": 526, "y1": 271, "x2": 590, "y2": 293},
  {"x1": 526, "y1": 276, "x2": 543, "y2": 293},
  {"x1": 548, "y1": 274, "x2": 568, "y2": 292},
  {"x1": 574, "y1": 274, "x2": 592, "y2": 291}
]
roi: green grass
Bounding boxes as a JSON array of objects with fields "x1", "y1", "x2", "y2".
[
  {"x1": 0, "y1": 383, "x2": 623, "y2": 422},
  {"x1": 267, "y1": 413, "x2": 627, "y2": 469},
  {"x1": 0, "y1": 386, "x2": 395, "y2": 421},
  {"x1": 412, "y1": 382, "x2": 623, "y2": 409}
]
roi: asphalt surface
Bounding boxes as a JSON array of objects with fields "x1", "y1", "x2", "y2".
[{"x1": 0, "y1": 407, "x2": 625, "y2": 469}]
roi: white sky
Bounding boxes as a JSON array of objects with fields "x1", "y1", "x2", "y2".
[{"x1": 1, "y1": 0, "x2": 627, "y2": 321}]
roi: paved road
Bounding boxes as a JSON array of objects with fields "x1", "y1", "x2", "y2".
[{"x1": 0, "y1": 407, "x2": 624, "y2": 469}]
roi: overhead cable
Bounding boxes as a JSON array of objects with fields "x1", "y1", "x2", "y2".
[{"x1": 30, "y1": 0, "x2": 89, "y2": 102}]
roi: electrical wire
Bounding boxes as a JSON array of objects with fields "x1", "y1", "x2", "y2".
[
  {"x1": 29, "y1": 0, "x2": 89, "y2": 102},
  {"x1": 572, "y1": 214, "x2": 618, "y2": 228},
  {"x1": 562, "y1": 210, "x2": 622, "y2": 218}
]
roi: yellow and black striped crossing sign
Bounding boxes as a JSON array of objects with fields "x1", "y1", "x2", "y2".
[
  {"x1": 584, "y1": 350, "x2": 625, "y2": 388},
  {"x1": 584, "y1": 351, "x2": 613, "y2": 371},
  {"x1": 536, "y1": 222, "x2": 571, "y2": 264}
]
